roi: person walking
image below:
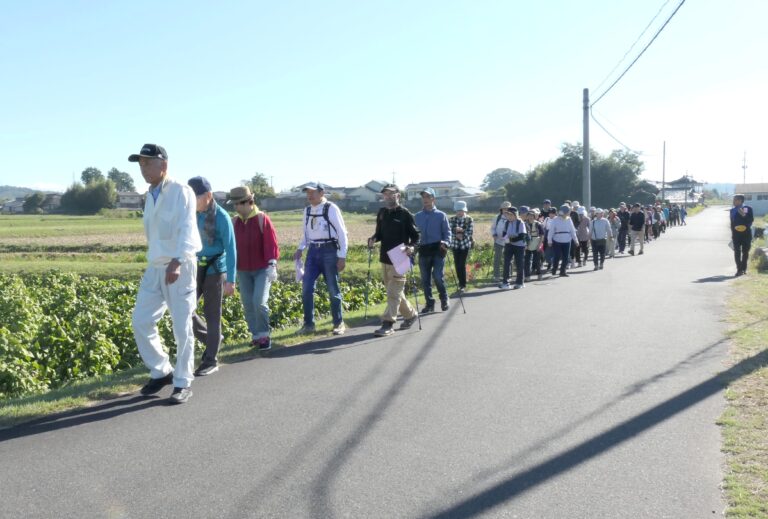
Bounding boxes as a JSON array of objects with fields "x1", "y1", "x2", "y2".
[
  {"x1": 449, "y1": 200, "x2": 474, "y2": 292},
  {"x1": 129, "y1": 144, "x2": 201, "y2": 405},
  {"x1": 524, "y1": 208, "x2": 544, "y2": 281},
  {"x1": 590, "y1": 208, "x2": 612, "y2": 270},
  {"x1": 367, "y1": 184, "x2": 420, "y2": 336},
  {"x1": 293, "y1": 182, "x2": 349, "y2": 335},
  {"x1": 229, "y1": 186, "x2": 280, "y2": 351},
  {"x1": 414, "y1": 187, "x2": 452, "y2": 312},
  {"x1": 617, "y1": 202, "x2": 630, "y2": 254},
  {"x1": 187, "y1": 177, "x2": 237, "y2": 376},
  {"x1": 548, "y1": 204, "x2": 578, "y2": 277},
  {"x1": 730, "y1": 194, "x2": 754, "y2": 276},
  {"x1": 628, "y1": 203, "x2": 645, "y2": 256},
  {"x1": 575, "y1": 206, "x2": 591, "y2": 265},
  {"x1": 607, "y1": 208, "x2": 620, "y2": 258},
  {"x1": 490, "y1": 201, "x2": 512, "y2": 282},
  {"x1": 500, "y1": 206, "x2": 527, "y2": 289}
]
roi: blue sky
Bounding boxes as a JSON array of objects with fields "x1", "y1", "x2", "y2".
[{"x1": 1, "y1": 0, "x2": 765, "y2": 194}]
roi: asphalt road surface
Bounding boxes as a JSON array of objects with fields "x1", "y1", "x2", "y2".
[{"x1": 0, "y1": 207, "x2": 737, "y2": 518}]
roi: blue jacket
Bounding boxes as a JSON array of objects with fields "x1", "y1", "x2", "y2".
[
  {"x1": 196, "y1": 202, "x2": 237, "y2": 283},
  {"x1": 414, "y1": 207, "x2": 451, "y2": 247}
]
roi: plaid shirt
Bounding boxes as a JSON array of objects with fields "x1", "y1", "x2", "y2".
[{"x1": 449, "y1": 215, "x2": 474, "y2": 250}]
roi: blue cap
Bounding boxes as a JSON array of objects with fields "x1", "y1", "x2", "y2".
[
  {"x1": 519, "y1": 205, "x2": 530, "y2": 215},
  {"x1": 419, "y1": 187, "x2": 436, "y2": 197},
  {"x1": 187, "y1": 176, "x2": 212, "y2": 196},
  {"x1": 302, "y1": 182, "x2": 326, "y2": 192},
  {"x1": 543, "y1": 199, "x2": 551, "y2": 204}
]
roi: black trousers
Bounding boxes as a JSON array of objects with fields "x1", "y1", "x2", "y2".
[
  {"x1": 452, "y1": 248, "x2": 469, "y2": 288},
  {"x1": 503, "y1": 244, "x2": 525, "y2": 285},
  {"x1": 733, "y1": 233, "x2": 752, "y2": 273},
  {"x1": 618, "y1": 228, "x2": 628, "y2": 251},
  {"x1": 524, "y1": 249, "x2": 541, "y2": 276},
  {"x1": 591, "y1": 239, "x2": 606, "y2": 266}
]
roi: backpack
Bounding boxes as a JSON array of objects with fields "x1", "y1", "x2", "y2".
[{"x1": 305, "y1": 202, "x2": 339, "y2": 246}]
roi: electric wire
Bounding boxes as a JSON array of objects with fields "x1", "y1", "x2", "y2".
[
  {"x1": 591, "y1": 0, "x2": 686, "y2": 108},
  {"x1": 593, "y1": 0, "x2": 672, "y2": 94},
  {"x1": 590, "y1": 107, "x2": 640, "y2": 154}
]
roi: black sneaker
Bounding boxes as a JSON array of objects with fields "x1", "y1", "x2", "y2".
[
  {"x1": 140, "y1": 372, "x2": 173, "y2": 395},
  {"x1": 399, "y1": 315, "x2": 417, "y2": 330},
  {"x1": 638, "y1": 251, "x2": 644, "y2": 255},
  {"x1": 420, "y1": 305, "x2": 434, "y2": 315},
  {"x1": 169, "y1": 387, "x2": 192, "y2": 405},
  {"x1": 440, "y1": 300, "x2": 450, "y2": 311},
  {"x1": 194, "y1": 363, "x2": 219, "y2": 377},
  {"x1": 374, "y1": 321, "x2": 395, "y2": 337},
  {"x1": 255, "y1": 337, "x2": 272, "y2": 351}
]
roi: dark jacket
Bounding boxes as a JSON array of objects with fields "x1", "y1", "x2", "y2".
[
  {"x1": 730, "y1": 205, "x2": 754, "y2": 237},
  {"x1": 372, "y1": 205, "x2": 420, "y2": 264},
  {"x1": 629, "y1": 211, "x2": 645, "y2": 231}
]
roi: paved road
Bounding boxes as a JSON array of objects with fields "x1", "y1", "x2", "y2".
[{"x1": 0, "y1": 207, "x2": 737, "y2": 518}]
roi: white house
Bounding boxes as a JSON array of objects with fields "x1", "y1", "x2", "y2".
[
  {"x1": 0, "y1": 197, "x2": 25, "y2": 214},
  {"x1": 404, "y1": 180, "x2": 484, "y2": 201},
  {"x1": 117, "y1": 191, "x2": 143, "y2": 209},
  {"x1": 734, "y1": 183, "x2": 768, "y2": 216},
  {"x1": 343, "y1": 180, "x2": 388, "y2": 203}
]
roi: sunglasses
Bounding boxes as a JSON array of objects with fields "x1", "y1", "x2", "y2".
[{"x1": 236, "y1": 200, "x2": 253, "y2": 205}]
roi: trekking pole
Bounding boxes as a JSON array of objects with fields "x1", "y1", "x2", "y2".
[
  {"x1": 446, "y1": 252, "x2": 467, "y2": 314},
  {"x1": 364, "y1": 244, "x2": 373, "y2": 319},
  {"x1": 409, "y1": 255, "x2": 422, "y2": 331}
]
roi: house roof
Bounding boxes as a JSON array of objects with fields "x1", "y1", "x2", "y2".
[{"x1": 405, "y1": 180, "x2": 465, "y2": 189}]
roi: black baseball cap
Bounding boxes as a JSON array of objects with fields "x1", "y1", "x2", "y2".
[
  {"x1": 380, "y1": 183, "x2": 400, "y2": 193},
  {"x1": 302, "y1": 182, "x2": 326, "y2": 192},
  {"x1": 128, "y1": 143, "x2": 168, "y2": 162}
]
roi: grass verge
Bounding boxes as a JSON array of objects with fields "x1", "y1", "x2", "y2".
[{"x1": 720, "y1": 246, "x2": 768, "y2": 517}]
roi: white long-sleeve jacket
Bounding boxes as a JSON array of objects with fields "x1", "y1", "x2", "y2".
[
  {"x1": 547, "y1": 216, "x2": 578, "y2": 244},
  {"x1": 142, "y1": 177, "x2": 202, "y2": 267}
]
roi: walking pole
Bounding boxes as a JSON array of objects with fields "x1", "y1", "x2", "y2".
[
  {"x1": 446, "y1": 251, "x2": 467, "y2": 314},
  {"x1": 364, "y1": 244, "x2": 373, "y2": 319},
  {"x1": 409, "y1": 254, "x2": 422, "y2": 331}
]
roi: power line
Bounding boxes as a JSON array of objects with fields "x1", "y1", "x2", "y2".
[
  {"x1": 593, "y1": 0, "x2": 672, "y2": 94},
  {"x1": 590, "y1": 108, "x2": 640, "y2": 154},
  {"x1": 591, "y1": 0, "x2": 686, "y2": 108}
]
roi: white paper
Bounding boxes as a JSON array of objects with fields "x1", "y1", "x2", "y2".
[{"x1": 387, "y1": 243, "x2": 412, "y2": 275}]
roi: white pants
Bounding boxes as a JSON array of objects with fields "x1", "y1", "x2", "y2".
[{"x1": 132, "y1": 261, "x2": 198, "y2": 388}]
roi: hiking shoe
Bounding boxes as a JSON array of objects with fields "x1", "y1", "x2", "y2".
[
  {"x1": 332, "y1": 322, "x2": 346, "y2": 335},
  {"x1": 169, "y1": 387, "x2": 192, "y2": 405},
  {"x1": 628, "y1": 250, "x2": 635, "y2": 256},
  {"x1": 524, "y1": 276, "x2": 531, "y2": 283},
  {"x1": 297, "y1": 324, "x2": 316, "y2": 335},
  {"x1": 638, "y1": 251, "x2": 644, "y2": 255},
  {"x1": 256, "y1": 336, "x2": 271, "y2": 351},
  {"x1": 593, "y1": 265, "x2": 599, "y2": 271},
  {"x1": 399, "y1": 315, "x2": 417, "y2": 330},
  {"x1": 194, "y1": 363, "x2": 218, "y2": 377},
  {"x1": 499, "y1": 282, "x2": 511, "y2": 290},
  {"x1": 440, "y1": 300, "x2": 450, "y2": 311},
  {"x1": 559, "y1": 273, "x2": 569, "y2": 277},
  {"x1": 140, "y1": 372, "x2": 173, "y2": 395},
  {"x1": 513, "y1": 284, "x2": 523, "y2": 289},
  {"x1": 420, "y1": 305, "x2": 434, "y2": 314},
  {"x1": 374, "y1": 321, "x2": 395, "y2": 337},
  {"x1": 599, "y1": 263, "x2": 604, "y2": 270},
  {"x1": 537, "y1": 273, "x2": 543, "y2": 280}
]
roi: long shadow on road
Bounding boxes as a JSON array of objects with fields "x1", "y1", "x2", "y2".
[{"x1": 420, "y1": 342, "x2": 765, "y2": 519}]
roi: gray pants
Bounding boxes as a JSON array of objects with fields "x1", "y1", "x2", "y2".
[
  {"x1": 493, "y1": 243, "x2": 504, "y2": 281},
  {"x1": 192, "y1": 270, "x2": 225, "y2": 365}
]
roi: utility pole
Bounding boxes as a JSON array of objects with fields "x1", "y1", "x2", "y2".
[
  {"x1": 661, "y1": 141, "x2": 666, "y2": 203},
  {"x1": 582, "y1": 88, "x2": 591, "y2": 208},
  {"x1": 742, "y1": 151, "x2": 747, "y2": 185},
  {"x1": 392, "y1": 171, "x2": 396, "y2": 185}
]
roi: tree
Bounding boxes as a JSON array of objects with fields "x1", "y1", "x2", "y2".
[
  {"x1": 60, "y1": 180, "x2": 117, "y2": 214},
  {"x1": 481, "y1": 168, "x2": 525, "y2": 192},
  {"x1": 23, "y1": 192, "x2": 45, "y2": 214},
  {"x1": 246, "y1": 172, "x2": 275, "y2": 203},
  {"x1": 505, "y1": 143, "x2": 656, "y2": 207},
  {"x1": 81, "y1": 167, "x2": 104, "y2": 185},
  {"x1": 107, "y1": 167, "x2": 135, "y2": 192}
]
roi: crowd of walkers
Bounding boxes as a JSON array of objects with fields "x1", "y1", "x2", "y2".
[{"x1": 126, "y1": 142, "x2": 705, "y2": 405}]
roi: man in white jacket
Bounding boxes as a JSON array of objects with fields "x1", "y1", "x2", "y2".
[{"x1": 129, "y1": 144, "x2": 202, "y2": 404}]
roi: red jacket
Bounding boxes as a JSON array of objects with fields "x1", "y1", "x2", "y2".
[{"x1": 233, "y1": 211, "x2": 280, "y2": 271}]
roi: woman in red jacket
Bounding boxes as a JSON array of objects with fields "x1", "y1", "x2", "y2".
[{"x1": 228, "y1": 186, "x2": 280, "y2": 351}]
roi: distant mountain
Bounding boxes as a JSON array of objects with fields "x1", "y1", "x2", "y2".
[
  {"x1": 704, "y1": 183, "x2": 736, "y2": 195},
  {"x1": 0, "y1": 185, "x2": 39, "y2": 201}
]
